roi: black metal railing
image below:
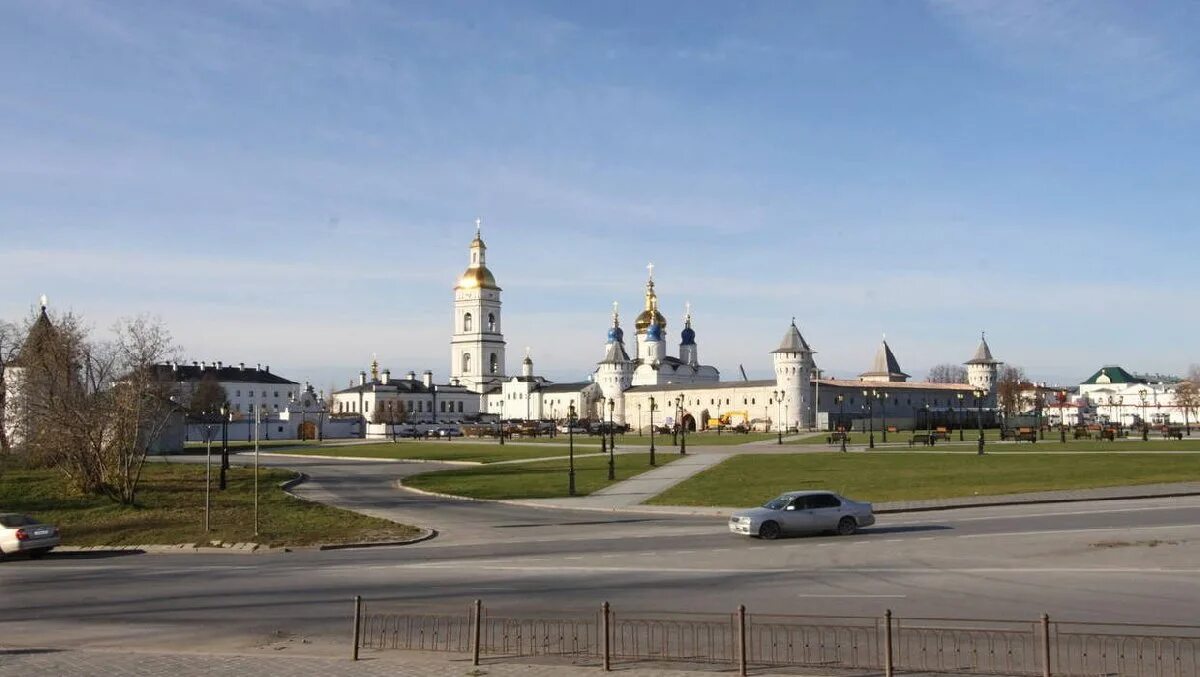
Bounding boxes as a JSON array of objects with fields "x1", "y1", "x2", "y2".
[{"x1": 351, "y1": 599, "x2": 1200, "y2": 677}]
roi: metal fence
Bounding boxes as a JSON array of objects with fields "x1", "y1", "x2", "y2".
[{"x1": 351, "y1": 598, "x2": 1200, "y2": 676}]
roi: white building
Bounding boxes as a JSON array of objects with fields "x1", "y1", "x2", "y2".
[
  {"x1": 331, "y1": 360, "x2": 480, "y2": 425},
  {"x1": 151, "y1": 361, "x2": 300, "y2": 418},
  {"x1": 1077, "y1": 366, "x2": 1194, "y2": 427}
]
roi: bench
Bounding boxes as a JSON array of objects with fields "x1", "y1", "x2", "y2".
[
  {"x1": 1073, "y1": 428, "x2": 1092, "y2": 439},
  {"x1": 1100, "y1": 428, "x2": 1117, "y2": 442},
  {"x1": 827, "y1": 432, "x2": 850, "y2": 444},
  {"x1": 931, "y1": 427, "x2": 950, "y2": 441},
  {"x1": 1015, "y1": 427, "x2": 1037, "y2": 443},
  {"x1": 886, "y1": 426, "x2": 898, "y2": 434},
  {"x1": 908, "y1": 434, "x2": 933, "y2": 447},
  {"x1": 1163, "y1": 426, "x2": 1184, "y2": 440}
]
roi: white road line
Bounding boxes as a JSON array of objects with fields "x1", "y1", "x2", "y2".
[
  {"x1": 960, "y1": 524, "x2": 1200, "y2": 539},
  {"x1": 797, "y1": 594, "x2": 907, "y2": 598},
  {"x1": 397, "y1": 563, "x2": 1200, "y2": 575},
  {"x1": 894, "y1": 503, "x2": 1200, "y2": 526}
]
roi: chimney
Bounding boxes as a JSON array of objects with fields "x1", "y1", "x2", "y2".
[
  {"x1": 381, "y1": 369, "x2": 391, "y2": 384},
  {"x1": 265, "y1": 365, "x2": 270, "y2": 373},
  {"x1": 217, "y1": 361, "x2": 223, "y2": 369},
  {"x1": 192, "y1": 361, "x2": 198, "y2": 368},
  {"x1": 422, "y1": 370, "x2": 433, "y2": 388},
  {"x1": 359, "y1": 371, "x2": 367, "y2": 386},
  {"x1": 407, "y1": 371, "x2": 417, "y2": 381},
  {"x1": 239, "y1": 362, "x2": 245, "y2": 370},
  {"x1": 200, "y1": 361, "x2": 207, "y2": 370},
  {"x1": 170, "y1": 361, "x2": 178, "y2": 372}
]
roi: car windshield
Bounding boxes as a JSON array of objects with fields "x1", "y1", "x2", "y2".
[
  {"x1": 0, "y1": 514, "x2": 38, "y2": 528},
  {"x1": 762, "y1": 496, "x2": 791, "y2": 510}
]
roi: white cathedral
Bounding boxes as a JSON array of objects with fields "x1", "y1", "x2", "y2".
[{"x1": 336, "y1": 225, "x2": 1002, "y2": 432}]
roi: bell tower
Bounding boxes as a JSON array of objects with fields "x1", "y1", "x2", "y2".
[{"x1": 451, "y1": 219, "x2": 506, "y2": 392}]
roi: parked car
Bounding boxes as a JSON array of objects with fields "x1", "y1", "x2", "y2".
[
  {"x1": 434, "y1": 427, "x2": 463, "y2": 438},
  {"x1": 395, "y1": 426, "x2": 421, "y2": 438},
  {"x1": 728, "y1": 491, "x2": 874, "y2": 540},
  {"x1": 0, "y1": 513, "x2": 60, "y2": 559},
  {"x1": 558, "y1": 424, "x2": 588, "y2": 434}
]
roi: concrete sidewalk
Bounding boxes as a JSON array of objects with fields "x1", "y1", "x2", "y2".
[
  {"x1": 0, "y1": 647, "x2": 807, "y2": 676},
  {"x1": 516, "y1": 451, "x2": 734, "y2": 509}
]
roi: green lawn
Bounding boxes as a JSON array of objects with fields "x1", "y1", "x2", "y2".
[
  {"x1": 791, "y1": 431, "x2": 1200, "y2": 450},
  {"x1": 646, "y1": 452, "x2": 1200, "y2": 507},
  {"x1": 404, "y1": 453, "x2": 676, "y2": 499},
  {"x1": 486, "y1": 432, "x2": 779, "y2": 447},
  {"x1": 0, "y1": 464, "x2": 419, "y2": 547},
  {"x1": 279, "y1": 441, "x2": 582, "y2": 463}
]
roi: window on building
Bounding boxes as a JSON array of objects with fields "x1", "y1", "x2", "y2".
[
  {"x1": 490, "y1": 353, "x2": 498, "y2": 374},
  {"x1": 488, "y1": 313, "x2": 496, "y2": 331},
  {"x1": 458, "y1": 401, "x2": 464, "y2": 413},
  {"x1": 365, "y1": 401, "x2": 369, "y2": 412},
  {"x1": 464, "y1": 313, "x2": 473, "y2": 332},
  {"x1": 463, "y1": 353, "x2": 472, "y2": 374},
  {"x1": 274, "y1": 391, "x2": 279, "y2": 398},
  {"x1": 236, "y1": 390, "x2": 241, "y2": 397}
]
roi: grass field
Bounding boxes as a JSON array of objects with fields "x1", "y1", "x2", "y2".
[
  {"x1": 792, "y1": 431, "x2": 1200, "y2": 451},
  {"x1": 404, "y1": 453, "x2": 676, "y2": 500},
  {"x1": 482, "y1": 432, "x2": 781, "y2": 447},
  {"x1": 184, "y1": 439, "x2": 321, "y2": 452},
  {"x1": 279, "y1": 441, "x2": 583, "y2": 463},
  {"x1": 645, "y1": 452, "x2": 1200, "y2": 507},
  {"x1": 0, "y1": 463, "x2": 419, "y2": 547}
]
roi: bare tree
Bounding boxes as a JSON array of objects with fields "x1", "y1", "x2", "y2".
[
  {"x1": 927, "y1": 363, "x2": 968, "y2": 383},
  {"x1": 189, "y1": 372, "x2": 228, "y2": 416},
  {"x1": 1177, "y1": 366, "x2": 1200, "y2": 434},
  {"x1": 0, "y1": 319, "x2": 22, "y2": 459},
  {"x1": 995, "y1": 365, "x2": 1028, "y2": 423}
]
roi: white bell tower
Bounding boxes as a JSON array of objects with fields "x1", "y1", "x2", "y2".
[{"x1": 451, "y1": 219, "x2": 506, "y2": 392}]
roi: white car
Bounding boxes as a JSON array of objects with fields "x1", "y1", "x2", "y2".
[
  {"x1": 729, "y1": 491, "x2": 875, "y2": 540},
  {"x1": 0, "y1": 513, "x2": 60, "y2": 559}
]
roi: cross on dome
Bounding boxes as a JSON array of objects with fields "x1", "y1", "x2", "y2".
[
  {"x1": 646, "y1": 262, "x2": 654, "y2": 280},
  {"x1": 475, "y1": 217, "x2": 482, "y2": 237},
  {"x1": 40, "y1": 294, "x2": 48, "y2": 309}
]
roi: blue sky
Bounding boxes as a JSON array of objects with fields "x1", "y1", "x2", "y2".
[{"x1": 2, "y1": 0, "x2": 1198, "y2": 391}]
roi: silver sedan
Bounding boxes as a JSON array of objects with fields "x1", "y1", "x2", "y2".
[
  {"x1": 0, "y1": 513, "x2": 61, "y2": 559},
  {"x1": 728, "y1": 491, "x2": 875, "y2": 540}
]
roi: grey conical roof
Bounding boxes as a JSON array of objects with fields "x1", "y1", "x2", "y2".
[
  {"x1": 965, "y1": 335, "x2": 999, "y2": 365},
  {"x1": 598, "y1": 339, "x2": 631, "y2": 365},
  {"x1": 859, "y1": 340, "x2": 910, "y2": 380},
  {"x1": 772, "y1": 320, "x2": 811, "y2": 354}
]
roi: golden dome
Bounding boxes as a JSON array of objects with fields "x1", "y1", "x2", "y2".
[
  {"x1": 635, "y1": 308, "x2": 667, "y2": 334},
  {"x1": 457, "y1": 265, "x2": 499, "y2": 290}
]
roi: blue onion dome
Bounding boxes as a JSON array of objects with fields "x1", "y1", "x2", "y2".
[
  {"x1": 607, "y1": 325, "x2": 625, "y2": 343},
  {"x1": 647, "y1": 322, "x2": 663, "y2": 341},
  {"x1": 681, "y1": 325, "x2": 696, "y2": 346}
]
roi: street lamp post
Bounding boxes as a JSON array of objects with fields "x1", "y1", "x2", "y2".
[
  {"x1": 607, "y1": 399, "x2": 616, "y2": 481},
  {"x1": 862, "y1": 389, "x2": 874, "y2": 450},
  {"x1": 677, "y1": 396, "x2": 687, "y2": 455},
  {"x1": 1117, "y1": 395, "x2": 1124, "y2": 436},
  {"x1": 1140, "y1": 389, "x2": 1149, "y2": 441},
  {"x1": 775, "y1": 390, "x2": 784, "y2": 445},
  {"x1": 974, "y1": 389, "x2": 985, "y2": 455},
  {"x1": 637, "y1": 403, "x2": 643, "y2": 437},
  {"x1": 880, "y1": 391, "x2": 888, "y2": 443},
  {"x1": 1058, "y1": 390, "x2": 1068, "y2": 443},
  {"x1": 202, "y1": 411, "x2": 218, "y2": 532},
  {"x1": 219, "y1": 404, "x2": 229, "y2": 490},
  {"x1": 835, "y1": 394, "x2": 846, "y2": 452},
  {"x1": 254, "y1": 406, "x2": 261, "y2": 537},
  {"x1": 648, "y1": 397, "x2": 657, "y2": 466},
  {"x1": 567, "y1": 404, "x2": 577, "y2": 496},
  {"x1": 957, "y1": 392, "x2": 965, "y2": 441}
]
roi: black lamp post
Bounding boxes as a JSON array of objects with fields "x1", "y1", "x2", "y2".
[
  {"x1": 637, "y1": 402, "x2": 643, "y2": 437},
  {"x1": 567, "y1": 404, "x2": 577, "y2": 496},
  {"x1": 862, "y1": 389, "x2": 874, "y2": 450},
  {"x1": 1140, "y1": 389, "x2": 1149, "y2": 442},
  {"x1": 1059, "y1": 390, "x2": 1068, "y2": 443},
  {"x1": 835, "y1": 394, "x2": 846, "y2": 452},
  {"x1": 648, "y1": 397, "x2": 657, "y2": 466},
  {"x1": 957, "y1": 392, "x2": 965, "y2": 441},
  {"x1": 606, "y1": 398, "x2": 616, "y2": 480},
  {"x1": 974, "y1": 389, "x2": 985, "y2": 455},
  {"x1": 677, "y1": 396, "x2": 687, "y2": 455},
  {"x1": 775, "y1": 389, "x2": 784, "y2": 445},
  {"x1": 880, "y1": 391, "x2": 888, "y2": 443},
  {"x1": 1037, "y1": 389, "x2": 1045, "y2": 440},
  {"x1": 219, "y1": 404, "x2": 230, "y2": 490}
]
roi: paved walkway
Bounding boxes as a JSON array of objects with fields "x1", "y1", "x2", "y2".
[
  {"x1": 0, "y1": 648, "x2": 811, "y2": 676},
  {"x1": 517, "y1": 451, "x2": 734, "y2": 509}
]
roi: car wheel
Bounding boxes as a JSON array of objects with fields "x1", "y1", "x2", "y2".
[
  {"x1": 837, "y1": 517, "x2": 858, "y2": 536},
  {"x1": 758, "y1": 521, "x2": 781, "y2": 540}
]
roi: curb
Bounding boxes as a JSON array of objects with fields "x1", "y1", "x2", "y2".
[
  {"x1": 397, "y1": 479, "x2": 1200, "y2": 518},
  {"x1": 258, "y1": 452, "x2": 481, "y2": 466},
  {"x1": 318, "y1": 528, "x2": 438, "y2": 550}
]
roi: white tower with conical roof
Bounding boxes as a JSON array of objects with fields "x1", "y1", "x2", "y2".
[
  {"x1": 772, "y1": 319, "x2": 815, "y2": 431},
  {"x1": 451, "y1": 219, "x2": 506, "y2": 392},
  {"x1": 964, "y1": 332, "x2": 1001, "y2": 394},
  {"x1": 595, "y1": 303, "x2": 634, "y2": 424}
]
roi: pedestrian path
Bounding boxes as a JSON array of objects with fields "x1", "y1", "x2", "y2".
[{"x1": 517, "y1": 451, "x2": 734, "y2": 509}]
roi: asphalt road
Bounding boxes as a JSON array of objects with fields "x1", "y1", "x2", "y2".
[{"x1": 2, "y1": 454, "x2": 1198, "y2": 657}]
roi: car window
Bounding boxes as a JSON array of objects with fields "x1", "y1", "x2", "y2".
[
  {"x1": 762, "y1": 496, "x2": 790, "y2": 510},
  {"x1": 811, "y1": 494, "x2": 842, "y2": 509},
  {"x1": 0, "y1": 514, "x2": 37, "y2": 527}
]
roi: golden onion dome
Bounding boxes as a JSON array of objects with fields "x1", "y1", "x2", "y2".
[
  {"x1": 457, "y1": 264, "x2": 499, "y2": 290},
  {"x1": 634, "y1": 308, "x2": 667, "y2": 334}
]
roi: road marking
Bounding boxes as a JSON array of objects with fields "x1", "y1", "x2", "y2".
[
  {"x1": 960, "y1": 524, "x2": 1200, "y2": 539},
  {"x1": 895, "y1": 503, "x2": 1200, "y2": 526},
  {"x1": 797, "y1": 594, "x2": 907, "y2": 598},
  {"x1": 397, "y1": 562, "x2": 1200, "y2": 575}
]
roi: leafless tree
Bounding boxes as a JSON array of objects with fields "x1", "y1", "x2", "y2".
[
  {"x1": 0, "y1": 319, "x2": 24, "y2": 471},
  {"x1": 996, "y1": 365, "x2": 1028, "y2": 423},
  {"x1": 189, "y1": 372, "x2": 228, "y2": 416},
  {"x1": 1177, "y1": 366, "x2": 1200, "y2": 434},
  {"x1": 927, "y1": 363, "x2": 968, "y2": 384}
]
